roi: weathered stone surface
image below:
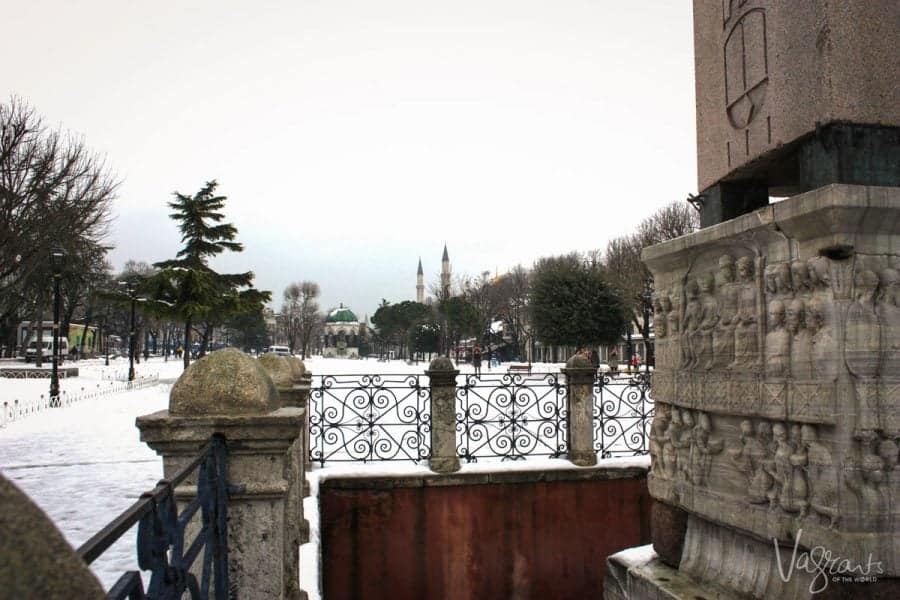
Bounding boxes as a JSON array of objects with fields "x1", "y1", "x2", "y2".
[
  {"x1": 0, "y1": 473, "x2": 105, "y2": 599},
  {"x1": 170, "y1": 348, "x2": 278, "y2": 416},
  {"x1": 286, "y1": 356, "x2": 306, "y2": 383},
  {"x1": 427, "y1": 357, "x2": 460, "y2": 473},
  {"x1": 694, "y1": 0, "x2": 900, "y2": 192},
  {"x1": 137, "y1": 407, "x2": 305, "y2": 599},
  {"x1": 629, "y1": 184, "x2": 900, "y2": 598},
  {"x1": 563, "y1": 355, "x2": 597, "y2": 467},
  {"x1": 258, "y1": 353, "x2": 294, "y2": 389},
  {"x1": 651, "y1": 500, "x2": 688, "y2": 569}
]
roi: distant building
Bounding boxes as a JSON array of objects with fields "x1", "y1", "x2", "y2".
[{"x1": 322, "y1": 304, "x2": 360, "y2": 358}]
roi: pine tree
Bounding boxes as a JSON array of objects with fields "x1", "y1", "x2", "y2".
[{"x1": 152, "y1": 181, "x2": 263, "y2": 367}]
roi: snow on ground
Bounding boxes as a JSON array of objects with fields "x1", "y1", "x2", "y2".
[
  {"x1": 0, "y1": 357, "x2": 184, "y2": 589},
  {"x1": 0, "y1": 354, "x2": 649, "y2": 596}
]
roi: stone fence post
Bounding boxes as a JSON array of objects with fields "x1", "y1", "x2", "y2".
[
  {"x1": 137, "y1": 349, "x2": 307, "y2": 600},
  {"x1": 426, "y1": 357, "x2": 460, "y2": 473},
  {"x1": 562, "y1": 354, "x2": 597, "y2": 467}
]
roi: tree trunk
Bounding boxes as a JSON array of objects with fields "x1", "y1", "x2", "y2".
[{"x1": 183, "y1": 318, "x2": 192, "y2": 368}]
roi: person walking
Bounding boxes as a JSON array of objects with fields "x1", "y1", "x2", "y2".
[
  {"x1": 609, "y1": 348, "x2": 619, "y2": 376},
  {"x1": 472, "y1": 345, "x2": 482, "y2": 376}
]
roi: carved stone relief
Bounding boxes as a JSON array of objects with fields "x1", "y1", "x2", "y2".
[{"x1": 732, "y1": 256, "x2": 760, "y2": 371}]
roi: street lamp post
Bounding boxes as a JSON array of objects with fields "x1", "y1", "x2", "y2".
[
  {"x1": 49, "y1": 247, "x2": 65, "y2": 405},
  {"x1": 120, "y1": 280, "x2": 137, "y2": 382}
]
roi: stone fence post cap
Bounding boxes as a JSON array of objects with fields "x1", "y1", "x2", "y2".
[
  {"x1": 170, "y1": 348, "x2": 278, "y2": 416},
  {"x1": 427, "y1": 356, "x2": 457, "y2": 372},
  {"x1": 564, "y1": 354, "x2": 594, "y2": 370},
  {"x1": 286, "y1": 356, "x2": 307, "y2": 383},
  {"x1": 258, "y1": 353, "x2": 294, "y2": 389},
  {"x1": 0, "y1": 473, "x2": 105, "y2": 599}
]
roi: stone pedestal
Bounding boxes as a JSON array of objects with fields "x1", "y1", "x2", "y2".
[
  {"x1": 427, "y1": 357, "x2": 460, "y2": 474},
  {"x1": 563, "y1": 355, "x2": 597, "y2": 467},
  {"x1": 620, "y1": 185, "x2": 900, "y2": 599},
  {"x1": 138, "y1": 349, "x2": 307, "y2": 600}
]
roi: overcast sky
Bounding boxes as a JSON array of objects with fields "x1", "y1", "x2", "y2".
[{"x1": 3, "y1": 0, "x2": 696, "y2": 319}]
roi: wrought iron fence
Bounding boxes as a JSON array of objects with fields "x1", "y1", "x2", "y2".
[
  {"x1": 308, "y1": 370, "x2": 654, "y2": 466},
  {"x1": 1, "y1": 375, "x2": 161, "y2": 428},
  {"x1": 593, "y1": 372, "x2": 654, "y2": 458},
  {"x1": 456, "y1": 372, "x2": 567, "y2": 462},
  {"x1": 308, "y1": 373, "x2": 431, "y2": 466},
  {"x1": 77, "y1": 435, "x2": 229, "y2": 600}
]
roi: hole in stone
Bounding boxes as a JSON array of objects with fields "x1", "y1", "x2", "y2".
[
  {"x1": 657, "y1": 577, "x2": 670, "y2": 582},
  {"x1": 819, "y1": 244, "x2": 854, "y2": 260},
  {"x1": 694, "y1": 596, "x2": 708, "y2": 600}
]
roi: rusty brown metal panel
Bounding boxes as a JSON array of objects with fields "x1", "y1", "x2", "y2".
[{"x1": 321, "y1": 474, "x2": 650, "y2": 600}]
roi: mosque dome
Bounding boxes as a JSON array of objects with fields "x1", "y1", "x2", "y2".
[{"x1": 326, "y1": 304, "x2": 358, "y2": 324}]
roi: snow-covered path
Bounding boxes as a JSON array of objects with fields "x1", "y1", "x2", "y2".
[{"x1": 0, "y1": 357, "x2": 180, "y2": 588}]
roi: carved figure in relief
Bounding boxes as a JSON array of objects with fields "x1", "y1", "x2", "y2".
[
  {"x1": 729, "y1": 420, "x2": 774, "y2": 504},
  {"x1": 771, "y1": 263, "x2": 793, "y2": 298},
  {"x1": 789, "y1": 424, "x2": 810, "y2": 517},
  {"x1": 798, "y1": 425, "x2": 839, "y2": 528},
  {"x1": 786, "y1": 298, "x2": 813, "y2": 380},
  {"x1": 766, "y1": 423, "x2": 805, "y2": 514},
  {"x1": 844, "y1": 270, "x2": 883, "y2": 378},
  {"x1": 877, "y1": 268, "x2": 900, "y2": 375},
  {"x1": 808, "y1": 297, "x2": 839, "y2": 381},
  {"x1": 649, "y1": 406, "x2": 670, "y2": 476},
  {"x1": 845, "y1": 430, "x2": 888, "y2": 527},
  {"x1": 682, "y1": 280, "x2": 702, "y2": 369},
  {"x1": 675, "y1": 410, "x2": 695, "y2": 482},
  {"x1": 690, "y1": 412, "x2": 723, "y2": 487},
  {"x1": 666, "y1": 292, "x2": 681, "y2": 369},
  {"x1": 662, "y1": 408, "x2": 681, "y2": 479},
  {"x1": 713, "y1": 254, "x2": 739, "y2": 368},
  {"x1": 791, "y1": 260, "x2": 813, "y2": 296},
  {"x1": 652, "y1": 293, "x2": 666, "y2": 339},
  {"x1": 765, "y1": 300, "x2": 790, "y2": 378},
  {"x1": 731, "y1": 257, "x2": 759, "y2": 370},
  {"x1": 764, "y1": 264, "x2": 778, "y2": 297},
  {"x1": 651, "y1": 293, "x2": 668, "y2": 370},
  {"x1": 697, "y1": 274, "x2": 718, "y2": 370},
  {"x1": 807, "y1": 256, "x2": 832, "y2": 291}
]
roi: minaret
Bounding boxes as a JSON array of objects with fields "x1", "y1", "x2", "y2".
[
  {"x1": 441, "y1": 244, "x2": 451, "y2": 298},
  {"x1": 416, "y1": 257, "x2": 424, "y2": 303}
]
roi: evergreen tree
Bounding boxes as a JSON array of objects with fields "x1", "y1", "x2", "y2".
[
  {"x1": 529, "y1": 253, "x2": 628, "y2": 349},
  {"x1": 152, "y1": 180, "x2": 262, "y2": 367}
]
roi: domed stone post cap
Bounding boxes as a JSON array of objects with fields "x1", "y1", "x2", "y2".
[
  {"x1": 258, "y1": 354, "x2": 294, "y2": 389},
  {"x1": 286, "y1": 356, "x2": 307, "y2": 384},
  {"x1": 170, "y1": 348, "x2": 278, "y2": 416},
  {"x1": 0, "y1": 473, "x2": 105, "y2": 599},
  {"x1": 426, "y1": 356, "x2": 460, "y2": 473},
  {"x1": 562, "y1": 353, "x2": 597, "y2": 467}
]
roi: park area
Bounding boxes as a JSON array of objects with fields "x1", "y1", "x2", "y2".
[{"x1": 0, "y1": 354, "x2": 652, "y2": 598}]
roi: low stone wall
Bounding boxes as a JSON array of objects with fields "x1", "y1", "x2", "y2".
[{"x1": 320, "y1": 461, "x2": 650, "y2": 600}]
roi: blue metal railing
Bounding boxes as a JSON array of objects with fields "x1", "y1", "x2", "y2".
[{"x1": 77, "y1": 435, "x2": 229, "y2": 600}]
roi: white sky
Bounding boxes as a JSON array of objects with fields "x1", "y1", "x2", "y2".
[{"x1": 3, "y1": 0, "x2": 697, "y2": 319}]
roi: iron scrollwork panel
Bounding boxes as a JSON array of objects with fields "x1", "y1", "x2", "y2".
[
  {"x1": 309, "y1": 374, "x2": 431, "y2": 466},
  {"x1": 456, "y1": 372, "x2": 567, "y2": 462},
  {"x1": 593, "y1": 373, "x2": 654, "y2": 458}
]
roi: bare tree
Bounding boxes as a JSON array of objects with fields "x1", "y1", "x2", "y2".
[
  {"x1": 495, "y1": 265, "x2": 531, "y2": 360},
  {"x1": 602, "y1": 200, "x2": 699, "y2": 365},
  {"x1": 0, "y1": 96, "x2": 117, "y2": 357},
  {"x1": 282, "y1": 280, "x2": 321, "y2": 358}
]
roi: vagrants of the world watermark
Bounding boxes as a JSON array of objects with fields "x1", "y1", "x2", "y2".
[{"x1": 774, "y1": 529, "x2": 883, "y2": 594}]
